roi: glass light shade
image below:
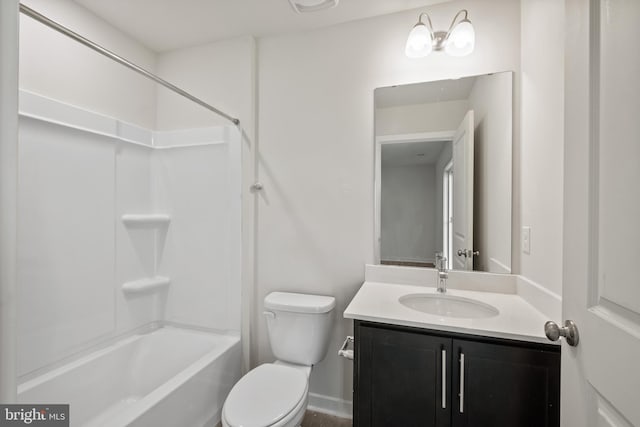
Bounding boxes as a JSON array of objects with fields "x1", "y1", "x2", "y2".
[
  {"x1": 445, "y1": 19, "x2": 475, "y2": 57},
  {"x1": 405, "y1": 23, "x2": 433, "y2": 58}
]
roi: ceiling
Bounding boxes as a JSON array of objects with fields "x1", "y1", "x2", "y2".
[
  {"x1": 73, "y1": 0, "x2": 451, "y2": 53},
  {"x1": 382, "y1": 140, "x2": 448, "y2": 167},
  {"x1": 375, "y1": 76, "x2": 477, "y2": 108}
]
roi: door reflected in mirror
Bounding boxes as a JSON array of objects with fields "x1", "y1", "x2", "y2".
[{"x1": 375, "y1": 72, "x2": 513, "y2": 273}]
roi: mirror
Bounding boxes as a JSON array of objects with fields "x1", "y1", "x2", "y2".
[{"x1": 374, "y1": 72, "x2": 513, "y2": 273}]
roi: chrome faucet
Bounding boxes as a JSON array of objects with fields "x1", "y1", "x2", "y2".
[{"x1": 435, "y1": 253, "x2": 448, "y2": 293}]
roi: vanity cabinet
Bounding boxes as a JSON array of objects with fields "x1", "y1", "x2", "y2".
[{"x1": 353, "y1": 320, "x2": 560, "y2": 427}]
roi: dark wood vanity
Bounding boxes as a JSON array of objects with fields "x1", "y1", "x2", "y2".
[{"x1": 353, "y1": 320, "x2": 560, "y2": 427}]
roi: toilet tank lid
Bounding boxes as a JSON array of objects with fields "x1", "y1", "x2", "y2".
[{"x1": 264, "y1": 292, "x2": 336, "y2": 314}]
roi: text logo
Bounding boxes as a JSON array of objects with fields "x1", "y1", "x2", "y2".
[{"x1": 0, "y1": 405, "x2": 68, "y2": 426}]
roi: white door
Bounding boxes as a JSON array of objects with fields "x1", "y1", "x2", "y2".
[
  {"x1": 562, "y1": 1, "x2": 640, "y2": 426},
  {"x1": 452, "y1": 110, "x2": 474, "y2": 271}
]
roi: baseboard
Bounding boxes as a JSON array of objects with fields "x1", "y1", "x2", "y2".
[
  {"x1": 516, "y1": 275, "x2": 562, "y2": 321},
  {"x1": 307, "y1": 393, "x2": 353, "y2": 419}
]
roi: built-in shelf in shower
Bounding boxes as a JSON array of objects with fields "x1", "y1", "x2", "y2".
[
  {"x1": 122, "y1": 276, "x2": 171, "y2": 295},
  {"x1": 121, "y1": 214, "x2": 171, "y2": 227}
]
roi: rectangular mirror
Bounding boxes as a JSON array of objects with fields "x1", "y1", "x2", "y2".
[{"x1": 374, "y1": 72, "x2": 513, "y2": 273}]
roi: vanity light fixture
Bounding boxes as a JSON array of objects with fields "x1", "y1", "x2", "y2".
[
  {"x1": 405, "y1": 10, "x2": 475, "y2": 58},
  {"x1": 288, "y1": 0, "x2": 338, "y2": 13}
]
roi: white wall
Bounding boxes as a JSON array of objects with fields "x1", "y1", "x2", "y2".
[
  {"x1": 518, "y1": 0, "x2": 564, "y2": 296},
  {"x1": 468, "y1": 72, "x2": 513, "y2": 274},
  {"x1": 19, "y1": 0, "x2": 157, "y2": 128},
  {"x1": 257, "y1": 0, "x2": 521, "y2": 413},
  {"x1": 376, "y1": 100, "x2": 469, "y2": 135},
  {"x1": 380, "y1": 164, "x2": 437, "y2": 264},
  {"x1": 155, "y1": 37, "x2": 254, "y2": 133}
]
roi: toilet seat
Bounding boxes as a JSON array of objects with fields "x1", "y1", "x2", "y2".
[{"x1": 222, "y1": 363, "x2": 309, "y2": 427}]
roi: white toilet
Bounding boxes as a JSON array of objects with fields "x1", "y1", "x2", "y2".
[{"x1": 222, "y1": 291, "x2": 336, "y2": 427}]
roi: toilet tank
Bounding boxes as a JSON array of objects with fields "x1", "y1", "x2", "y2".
[{"x1": 264, "y1": 292, "x2": 336, "y2": 366}]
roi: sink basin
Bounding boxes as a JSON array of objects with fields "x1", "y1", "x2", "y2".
[{"x1": 399, "y1": 293, "x2": 499, "y2": 319}]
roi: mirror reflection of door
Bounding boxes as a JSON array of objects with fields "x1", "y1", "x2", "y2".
[
  {"x1": 375, "y1": 72, "x2": 513, "y2": 273},
  {"x1": 443, "y1": 161, "x2": 453, "y2": 270},
  {"x1": 452, "y1": 110, "x2": 474, "y2": 271}
]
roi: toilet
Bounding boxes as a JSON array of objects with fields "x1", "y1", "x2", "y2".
[{"x1": 222, "y1": 292, "x2": 336, "y2": 427}]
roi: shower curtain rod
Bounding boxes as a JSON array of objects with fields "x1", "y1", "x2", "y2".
[{"x1": 19, "y1": 3, "x2": 240, "y2": 126}]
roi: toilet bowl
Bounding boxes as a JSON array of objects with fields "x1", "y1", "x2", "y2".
[
  {"x1": 221, "y1": 292, "x2": 335, "y2": 427},
  {"x1": 222, "y1": 363, "x2": 310, "y2": 427}
]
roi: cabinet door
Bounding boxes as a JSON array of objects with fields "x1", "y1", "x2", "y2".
[
  {"x1": 355, "y1": 322, "x2": 451, "y2": 427},
  {"x1": 451, "y1": 339, "x2": 560, "y2": 427}
]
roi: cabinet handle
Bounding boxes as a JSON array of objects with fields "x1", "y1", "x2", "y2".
[
  {"x1": 459, "y1": 353, "x2": 465, "y2": 413},
  {"x1": 441, "y1": 349, "x2": 446, "y2": 409}
]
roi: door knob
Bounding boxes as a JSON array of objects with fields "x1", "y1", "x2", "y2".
[
  {"x1": 544, "y1": 320, "x2": 579, "y2": 347},
  {"x1": 457, "y1": 249, "x2": 480, "y2": 258}
]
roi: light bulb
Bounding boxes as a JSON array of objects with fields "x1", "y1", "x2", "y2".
[
  {"x1": 445, "y1": 19, "x2": 475, "y2": 57},
  {"x1": 405, "y1": 23, "x2": 433, "y2": 58}
]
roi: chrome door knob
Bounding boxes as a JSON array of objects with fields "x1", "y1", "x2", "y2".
[
  {"x1": 545, "y1": 320, "x2": 580, "y2": 347},
  {"x1": 457, "y1": 249, "x2": 480, "y2": 258}
]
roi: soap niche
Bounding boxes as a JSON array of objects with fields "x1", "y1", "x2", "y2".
[{"x1": 121, "y1": 214, "x2": 171, "y2": 295}]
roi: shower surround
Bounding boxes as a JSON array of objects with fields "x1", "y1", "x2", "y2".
[{"x1": 16, "y1": 90, "x2": 242, "y2": 426}]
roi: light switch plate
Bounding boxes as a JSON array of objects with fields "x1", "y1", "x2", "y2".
[{"x1": 522, "y1": 226, "x2": 531, "y2": 254}]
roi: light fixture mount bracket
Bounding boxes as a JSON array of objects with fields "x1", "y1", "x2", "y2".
[{"x1": 432, "y1": 31, "x2": 448, "y2": 51}]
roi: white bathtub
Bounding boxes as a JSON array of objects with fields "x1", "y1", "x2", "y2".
[{"x1": 18, "y1": 327, "x2": 241, "y2": 427}]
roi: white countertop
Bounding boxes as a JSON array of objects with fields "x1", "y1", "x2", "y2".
[{"x1": 344, "y1": 281, "x2": 556, "y2": 345}]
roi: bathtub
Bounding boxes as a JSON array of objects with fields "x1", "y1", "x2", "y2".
[{"x1": 18, "y1": 327, "x2": 241, "y2": 427}]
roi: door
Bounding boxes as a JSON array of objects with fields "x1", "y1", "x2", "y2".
[
  {"x1": 451, "y1": 339, "x2": 560, "y2": 427},
  {"x1": 563, "y1": 1, "x2": 640, "y2": 426},
  {"x1": 355, "y1": 322, "x2": 451, "y2": 427},
  {"x1": 452, "y1": 111, "x2": 474, "y2": 270}
]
